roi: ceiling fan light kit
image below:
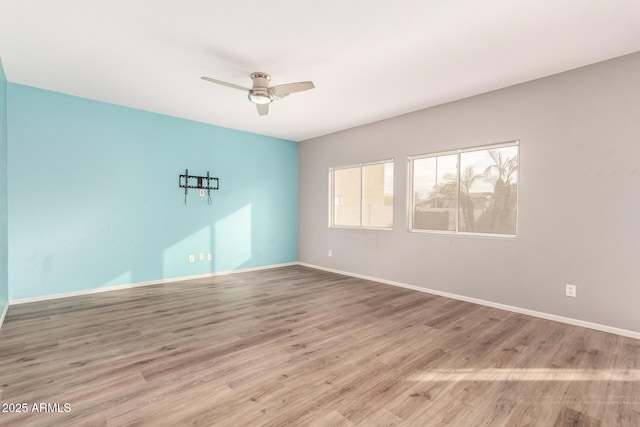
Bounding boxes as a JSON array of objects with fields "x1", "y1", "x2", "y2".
[
  {"x1": 201, "y1": 72, "x2": 314, "y2": 116},
  {"x1": 248, "y1": 72, "x2": 273, "y2": 104},
  {"x1": 248, "y1": 92, "x2": 272, "y2": 104}
]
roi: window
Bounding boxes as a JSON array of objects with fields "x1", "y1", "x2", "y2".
[
  {"x1": 410, "y1": 142, "x2": 518, "y2": 236},
  {"x1": 330, "y1": 160, "x2": 394, "y2": 229},
  {"x1": 412, "y1": 154, "x2": 458, "y2": 231}
]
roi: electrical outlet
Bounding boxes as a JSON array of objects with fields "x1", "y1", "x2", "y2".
[
  {"x1": 198, "y1": 253, "x2": 204, "y2": 261},
  {"x1": 199, "y1": 189, "x2": 205, "y2": 197},
  {"x1": 188, "y1": 254, "x2": 195, "y2": 263},
  {"x1": 207, "y1": 253, "x2": 212, "y2": 261},
  {"x1": 328, "y1": 249, "x2": 332, "y2": 257},
  {"x1": 565, "y1": 284, "x2": 576, "y2": 298}
]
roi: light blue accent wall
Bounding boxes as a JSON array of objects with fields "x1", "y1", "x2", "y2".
[
  {"x1": 0, "y1": 59, "x2": 8, "y2": 312},
  {"x1": 7, "y1": 84, "x2": 298, "y2": 300}
]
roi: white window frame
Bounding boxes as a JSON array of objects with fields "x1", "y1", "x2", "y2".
[
  {"x1": 329, "y1": 158, "x2": 394, "y2": 230},
  {"x1": 408, "y1": 141, "x2": 519, "y2": 238}
]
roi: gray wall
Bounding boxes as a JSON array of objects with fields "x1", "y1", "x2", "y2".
[{"x1": 298, "y1": 52, "x2": 640, "y2": 333}]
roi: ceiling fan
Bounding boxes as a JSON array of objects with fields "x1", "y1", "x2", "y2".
[{"x1": 201, "y1": 72, "x2": 314, "y2": 116}]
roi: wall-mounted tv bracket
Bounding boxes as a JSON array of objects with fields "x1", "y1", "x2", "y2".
[{"x1": 179, "y1": 169, "x2": 219, "y2": 205}]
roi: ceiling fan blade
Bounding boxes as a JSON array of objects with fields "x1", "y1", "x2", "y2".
[
  {"x1": 271, "y1": 81, "x2": 315, "y2": 96},
  {"x1": 256, "y1": 103, "x2": 269, "y2": 116},
  {"x1": 201, "y1": 76, "x2": 250, "y2": 92}
]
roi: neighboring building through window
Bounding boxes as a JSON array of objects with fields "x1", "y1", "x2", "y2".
[
  {"x1": 330, "y1": 160, "x2": 394, "y2": 229},
  {"x1": 409, "y1": 142, "x2": 518, "y2": 236}
]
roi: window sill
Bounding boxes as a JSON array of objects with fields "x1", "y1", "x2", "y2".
[{"x1": 329, "y1": 225, "x2": 393, "y2": 232}]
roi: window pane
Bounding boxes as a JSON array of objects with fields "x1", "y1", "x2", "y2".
[
  {"x1": 333, "y1": 167, "x2": 361, "y2": 226},
  {"x1": 362, "y1": 162, "x2": 393, "y2": 228},
  {"x1": 458, "y1": 145, "x2": 518, "y2": 234},
  {"x1": 412, "y1": 154, "x2": 458, "y2": 231}
]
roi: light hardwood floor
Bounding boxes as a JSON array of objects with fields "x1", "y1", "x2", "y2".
[{"x1": 0, "y1": 265, "x2": 639, "y2": 426}]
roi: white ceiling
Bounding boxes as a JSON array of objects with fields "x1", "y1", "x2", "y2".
[{"x1": 1, "y1": 1, "x2": 639, "y2": 142}]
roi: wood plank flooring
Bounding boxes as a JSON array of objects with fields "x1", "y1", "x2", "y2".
[{"x1": 0, "y1": 265, "x2": 639, "y2": 426}]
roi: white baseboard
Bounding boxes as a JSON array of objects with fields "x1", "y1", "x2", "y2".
[
  {"x1": 6, "y1": 261, "x2": 639, "y2": 341},
  {"x1": 0, "y1": 301, "x2": 8, "y2": 330},
  {"x1": 297, "y1": 262, "x2": 640, "y2": 341},
  {"x1": 8, "y1": 262, "x2": 298, "y2": 306}
]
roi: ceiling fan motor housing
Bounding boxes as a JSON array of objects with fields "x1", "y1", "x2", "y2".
[{"x1": 249, "y1": 72, "x2": 273, "y2": 104}]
